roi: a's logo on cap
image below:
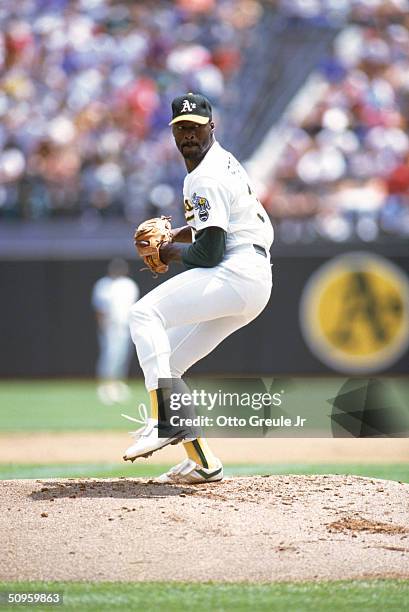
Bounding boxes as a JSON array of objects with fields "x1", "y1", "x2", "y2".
[{"x1": 181, "y1": 100, "x2": 197, "y2": 113}]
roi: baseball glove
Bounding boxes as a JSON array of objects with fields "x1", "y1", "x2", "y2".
[{"x1": 134, "y1": 215, "x2": 172, "y2": 275}]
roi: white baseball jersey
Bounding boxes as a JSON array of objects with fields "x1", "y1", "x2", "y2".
[{"x1": 183, "y1": 141, "x2": 274, "y2": 252}]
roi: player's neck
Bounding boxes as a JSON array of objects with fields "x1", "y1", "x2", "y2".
[{"x1": 184, "y1": 138, "x2": 215, "y2": 173}]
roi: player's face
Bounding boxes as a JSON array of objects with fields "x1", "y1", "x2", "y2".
[{"x1": 172, "y1": 121, "x2": 214, "y2": 161}]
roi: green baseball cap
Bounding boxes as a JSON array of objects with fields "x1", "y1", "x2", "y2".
[{"x1": 169, "y1": 92, "x2": 212, "y2": 126}]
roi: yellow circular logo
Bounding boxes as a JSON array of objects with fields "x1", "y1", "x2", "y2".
[{"x1": 300, "y1": 253, "x2": 409, "y2": 372}]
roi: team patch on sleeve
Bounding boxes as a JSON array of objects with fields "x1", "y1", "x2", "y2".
[{"x1": 192, "y1": 192, "x2": 211, "y2": 222}]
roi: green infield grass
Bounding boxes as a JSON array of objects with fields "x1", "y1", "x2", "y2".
[
  {"x1": 0, "y1": 580, "x2": 408, "y2": 611},
  {"x1": 0, "y1": 462, "x2": 407, "y2": 482},
  {"x1": 0, "y1": 381, "x2": 145, "y2": 431},
  {"x1": 0, "y1": 379, "x2": 408, "y2": 432}
]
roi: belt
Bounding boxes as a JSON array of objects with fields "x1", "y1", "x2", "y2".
[{"x1": 253, "y1": 244, "x2": 267, "y2": 257}]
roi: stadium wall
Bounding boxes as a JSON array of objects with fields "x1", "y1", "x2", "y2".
[{"x1": 1, "y1": 248, "x2": 408, "y2": 377}]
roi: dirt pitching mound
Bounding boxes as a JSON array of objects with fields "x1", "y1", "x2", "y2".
[{"x1": 1, "y1": 475, "x2": 409, "y2": 583}]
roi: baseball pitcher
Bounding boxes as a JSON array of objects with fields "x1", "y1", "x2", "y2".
[{"x1": 123, "y1": 93, "x2": 274, "y2": 484}]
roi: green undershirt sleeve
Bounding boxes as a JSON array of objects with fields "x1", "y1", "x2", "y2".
[{"x1": 181, "y1": 226, "x2": 227, "y2": 269}]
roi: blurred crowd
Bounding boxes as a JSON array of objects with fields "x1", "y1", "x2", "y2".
[
  {"x1": 264, "y1": 0, "x2": 409, "y2": 242},
  {"x1": 0, "y1": 0, "x2": 261, "y2": 224},
  {"x1": 1, "y1": 0, "x2": 409, "y2": 244}
]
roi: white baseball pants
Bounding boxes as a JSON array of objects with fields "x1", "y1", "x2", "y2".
[{"x1": 129, "y1": 247, "x2": 272, "y2": 391}]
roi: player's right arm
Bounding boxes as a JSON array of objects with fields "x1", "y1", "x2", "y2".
[
  {"x1": 94, "y1": 310, "x2": 106, "y2": 329},
  {"x1": 171, "y1": 225, "x2": 194, "y2": 243},
  {"x1": 91, "y1": 279, "x2": 108, "y2": 328}
]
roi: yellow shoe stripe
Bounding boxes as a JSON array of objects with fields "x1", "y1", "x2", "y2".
[
  {"x1": 183, "y1": 437, "x2": 216, "y2": 469},
  {"x1": 149, "y1": 390, "x2": 159, "y2": 420},
  {"x1": 183, "y1": 440, "x2": 202, "y2": 466}
]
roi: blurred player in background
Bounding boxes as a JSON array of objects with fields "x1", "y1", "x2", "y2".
[{"x1": 92, "y1": 259, "x2": 139, "y2": 405}]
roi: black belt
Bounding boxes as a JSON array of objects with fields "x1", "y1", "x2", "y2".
[{"x1": 253, "y1": 244, "x2": 267, "y2": 257}]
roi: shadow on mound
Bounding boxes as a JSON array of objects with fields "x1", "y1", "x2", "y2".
[
  {"x1": 29, "y1": 479, "x2": 198, "y2": 501},
  {"x1": 2, "y1": 475, "x2": 408, "y2": 582}
]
